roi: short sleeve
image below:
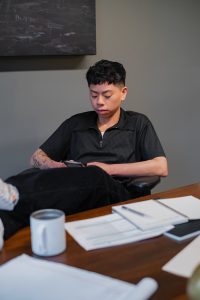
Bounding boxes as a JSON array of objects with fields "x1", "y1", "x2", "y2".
[
  {"x1": 40, "y1": 119, "x2": 72, "y2": 161},
  {"x1": 136, "y1": 117, "x2": 166, "y2": 161}
]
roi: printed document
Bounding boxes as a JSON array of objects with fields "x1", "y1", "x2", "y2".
[
  {"x1": 158, "y1": 196, "x2": 200, "y2": 220},
  {"x1": 65, "y1": 213, "x2": 172, "y2": 250},
  {"x1": 112, "y1": 196, "x2": 200, "y2": 231},
  {"x1": 112, "y1": 200, "x2": 187, "y2": 231},
  {"x1": 0, "y1": 254, "x2": 158, "y2": 300}
]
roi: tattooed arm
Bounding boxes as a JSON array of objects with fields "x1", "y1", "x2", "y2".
[{"x1": 30, "y1": 148, "x2": 65, "y2": 169}]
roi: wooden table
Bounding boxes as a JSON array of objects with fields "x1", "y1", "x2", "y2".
[{"x1": 1, "y1": 182, "x2": 200, "y2": 300}]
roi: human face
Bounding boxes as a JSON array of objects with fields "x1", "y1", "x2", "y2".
[{"x1": 89, "y1": 83, "x2": 128, "y2": 120}]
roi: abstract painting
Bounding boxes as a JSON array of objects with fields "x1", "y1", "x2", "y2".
[{"x1": 0, "y1": 0, "x2": 96, "y2": 56}]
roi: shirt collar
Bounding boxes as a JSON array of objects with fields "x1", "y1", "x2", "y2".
[{"x1": 79, "y1": 108, "x2": 135, "y2": 131}]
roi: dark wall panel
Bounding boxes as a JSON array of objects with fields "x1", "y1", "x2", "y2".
[{"x1": 0, "y1": 0, "x2": 96, "y2": 56}]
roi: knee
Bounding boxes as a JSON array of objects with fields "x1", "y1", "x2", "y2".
[{"x1": 86, "y1": 166, "x2": 109, "y2": 178}]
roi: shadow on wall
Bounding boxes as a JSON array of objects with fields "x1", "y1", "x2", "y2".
[{"x1": 0, "y1": 56, "x2": 89, "y2": 72}]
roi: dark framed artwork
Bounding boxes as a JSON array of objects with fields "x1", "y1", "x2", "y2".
[{"x1": 0, "y1": 0, "x2": 96, "y2": 56}]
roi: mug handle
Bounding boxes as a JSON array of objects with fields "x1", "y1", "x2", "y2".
[{"x1": 37, "y1": 225, "x2": 47, "y2": 254}]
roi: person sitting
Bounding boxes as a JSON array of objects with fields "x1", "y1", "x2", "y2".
[{"x1": 0, "y1": 59, "x2": 168, "y2": 250}]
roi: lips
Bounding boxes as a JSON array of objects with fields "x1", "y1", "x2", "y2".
[{"x1": 96, "y1": 109, "x2": 108, "y2": 113}]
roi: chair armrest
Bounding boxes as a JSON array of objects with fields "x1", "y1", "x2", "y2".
[{"x1": 126, "y1": 176, "x2": 160, "y2": 196}]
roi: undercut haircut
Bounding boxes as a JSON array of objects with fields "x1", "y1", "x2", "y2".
[{"x1": 86, "y1": 59, "x2": 126, "y2": 86}]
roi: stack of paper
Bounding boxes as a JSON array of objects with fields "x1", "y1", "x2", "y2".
[
  {"x1": 65, "y1": 213, "x2": 172, "y2": 251},
  {"x1": 158, "y1": 196, "x2": 200, "y2": 219},
  {"x1": 112, "y1": 196, "x2": 200, "y2": 231},
  {"x1": 0, "y1": 254, "x2": 158, "y2": 300},
  {"x1": 65, "y1": 196, "x2": 200, "y2": 251}
]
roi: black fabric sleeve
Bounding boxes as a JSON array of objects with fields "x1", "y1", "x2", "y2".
[
  {"x1": 137, "y1": 116, "x2": 166, "y2": 161},
  {"x1": 40, "y1": 119, "x2": 72, "y2": 161}
]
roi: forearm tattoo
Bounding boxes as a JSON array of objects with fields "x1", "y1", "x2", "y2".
[{"x1": 31, "y1": 149, "x2": 52, "y2": 169}]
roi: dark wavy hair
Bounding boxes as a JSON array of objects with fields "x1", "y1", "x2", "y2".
[{"x1": 86, "y1": 59, "x2": 126, "y2": 86}]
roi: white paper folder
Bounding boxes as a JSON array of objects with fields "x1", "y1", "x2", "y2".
[
  {"x1": 0, "y1": 254, "x2": 158, "y2": 300},
  {"x1": 112, "y1": 196, "x2": 200, "y2": 231}
]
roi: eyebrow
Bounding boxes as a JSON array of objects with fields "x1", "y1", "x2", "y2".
[{"x1": 90, "y1": 89, "x2": 112, "y2": 94}]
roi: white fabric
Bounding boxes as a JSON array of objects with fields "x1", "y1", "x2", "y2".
[
  {"x1": 0, "y1": 218, "x2": 4, "y2": 250},
  {"x1": 0, "y1": 178, "x2": 19, "y2": 211}
]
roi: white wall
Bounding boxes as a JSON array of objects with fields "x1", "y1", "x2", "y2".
[{"x1": 0, "y1": 0, "x2": 200, "y2": 192}]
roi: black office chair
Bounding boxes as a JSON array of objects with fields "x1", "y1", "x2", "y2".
[{"x1": 126, "y1": 176, "x2": 160, "y2": 198}]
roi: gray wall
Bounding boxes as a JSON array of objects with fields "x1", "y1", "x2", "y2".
[{"x1": 0, "y1": 0, "x2": 200, "y2": 193}]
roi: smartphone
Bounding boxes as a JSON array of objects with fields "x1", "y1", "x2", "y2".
[
  {"x1": 164, "y1": 220, "x2": 200, "y2": 241},
  {"x1": 64, "y1": 160, "x2": 85, "y2": 167}
]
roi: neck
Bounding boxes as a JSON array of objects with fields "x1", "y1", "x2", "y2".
[{"x1": 97, "y1": 110, "x2": 121, "y2": 131}]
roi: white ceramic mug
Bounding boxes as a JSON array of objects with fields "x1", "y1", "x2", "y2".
[{"x1": 30, "y1": 209, "x2": 66, "y2": 256}]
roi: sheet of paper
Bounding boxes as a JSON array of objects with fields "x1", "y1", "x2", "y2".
[
  {"x1": 158, "y1": 196, "x2": 200, "y2": 220},
  {"x1": 0, "y1": 254, "x2": 158, "y2": 300},
  {"x1": 112, "y1": 200, "x2": 186, "y2": 231},
  {"x1": 162, "y1": 235, "x2": 200, "y2": 277},
  {"x1": 65, "y1": 213, "x2": 173, "y2": 250}
]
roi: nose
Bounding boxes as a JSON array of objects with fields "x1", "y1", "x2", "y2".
[{"x1": 96, "y1": 95, "x2": 104, "y2": 105}]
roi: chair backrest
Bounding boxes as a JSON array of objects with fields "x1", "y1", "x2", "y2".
[{"x1": 126, "y1": 176, "x2": 161, "y2": 198}]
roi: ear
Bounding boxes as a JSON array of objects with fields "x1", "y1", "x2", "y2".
[{"x1": 121, "y1": 86, "x2": 128, "y2": 102}]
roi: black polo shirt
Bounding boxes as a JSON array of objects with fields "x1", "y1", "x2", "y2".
[{"x1": 40, "y1": 109, "x2": 165, "y2": 165}]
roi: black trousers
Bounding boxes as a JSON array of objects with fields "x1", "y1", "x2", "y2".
[{"x1": 0, "y1": 167, "x2": 131, "y2": 239}]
